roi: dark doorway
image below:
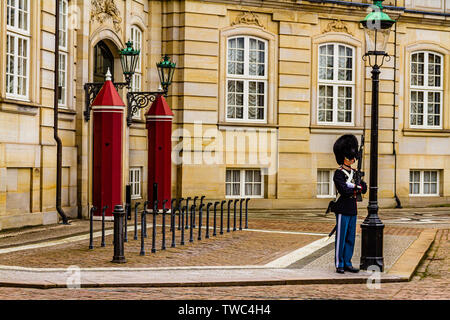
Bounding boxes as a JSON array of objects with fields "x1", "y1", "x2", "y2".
[{"x1": 94, "y1": 41, "x2": 115, "y2": 82}]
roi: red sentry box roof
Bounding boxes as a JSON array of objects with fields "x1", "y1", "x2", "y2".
[
  {"x1": 92, "y1": 80, "x2": 126, "y2": 107},
  {"x1": 146, "y1": 95, "x2": 174, "y2": 117}
]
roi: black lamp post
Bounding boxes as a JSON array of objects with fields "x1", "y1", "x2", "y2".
[{"x1": 359, "y1": 0, "x2": 395, "y2": 272}]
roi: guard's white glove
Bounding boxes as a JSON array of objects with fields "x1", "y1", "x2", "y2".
[{"x1": 346, "y1": 182, "x2": 355, "y2": 189}]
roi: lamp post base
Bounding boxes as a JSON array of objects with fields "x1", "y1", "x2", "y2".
[{"x1": 360, "y1": 211, "x2": 385, "y2": 272}]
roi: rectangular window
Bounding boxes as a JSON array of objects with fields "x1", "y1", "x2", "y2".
[
  {"x1": 226, "y1": 36, "x2": 267, "y2": 122},
  {"x1": 59, "y1": 0, "x2": 68, "y2": 49},
  {"x1": 410, "y1": 52, "x2": 443, "y2": 128},
  {"x1": 226, "y1": 169, "x2": 263, "y2": 198},
  {"x1": 409, "y1": 170, "x2": 439, "y2": 196},
  {"x1": 131, "y1": 27, "x2": 143, "y2": 119},
  {"x1": 6, "y1": 0, "x2": 30, "y2": 100},
  {"x1": 317, "y1": 170, "x2": 335, "y2": 197},
  {"x1": 58, "y1": 0, "x2": 69, "y2": 107},
  {"x1": 6, "y1": 33, "x2": 29, "y2": 99},
  {"x1": 58, "y1": 53, "x2": 67, "y2": 107},
  {"x1": 7, "y1": 0, "x2": 30, "y2": 33},
  {"x1": 318, "y1": 43, "x2": 355, "y2": 125},
  {"x1": 129, "y1": 167, "x2": 142, "y2": 199}
]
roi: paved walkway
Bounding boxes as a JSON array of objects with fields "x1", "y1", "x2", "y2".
[{"x1": 0, "y1": 212, "x2": 437, "y2": 288}]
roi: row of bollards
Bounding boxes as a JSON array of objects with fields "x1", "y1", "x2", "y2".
[
  {"x1": 88, "y1": 184, "x2": 251, "y2": 263},
  {"x1": 135, "y1": 194, "x2": 251, "y2": 256}
]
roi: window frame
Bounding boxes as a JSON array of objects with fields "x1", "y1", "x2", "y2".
[
  {"x1": 316, "y1": 169, "x2": 336, "y2": 198},
  {"x1": 225, "y1": 168, "x2": 264, "y2": 199},
  {"x1": 129, "y1": 167, "x2": 142, "y2": 200},
  {"x1": 6, "y1": 0, "x2": 30, "y2": 36},
  {"x1": 317, "y1": 42, "x2": 356, "y2": 126},
  {"x1": 225, "y1": 35, "x2": 269, "y2": 124},
  {"x1": 409, "y1": 51, "x2": 444, "y2": 129},
  {"x1": 130, "y1": 26, "x2": 143, "y2": 119},
  {"x1": 5, "y1": 0, "x2": 31, "y2": 101},
  {"x1": 409, "y1": 170, "x2": 440, "y2": 197},
  {"x1": 5, "y1": 32, "x2": 30, "y2": 101}
]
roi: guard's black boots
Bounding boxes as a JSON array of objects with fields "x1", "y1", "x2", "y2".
[
  {"x1": 344, "y1": 266, "x2": 359, "y2": 273},
  {"x1": 336, "y1": 267, "x2": 345, "y2": 274}
]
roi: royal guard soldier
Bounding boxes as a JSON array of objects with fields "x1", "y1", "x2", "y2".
[{"x1": 331, "y1": 134, "x2": 367, "y2": 274}]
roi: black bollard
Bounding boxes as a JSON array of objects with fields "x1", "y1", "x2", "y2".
[
  {"x1": 151, "y1": 200, "x2": 158, "y2": 253},
  {"x1": 198, "y1": 203, "x2": 204, "y2": 241},
  {"x1": 89, "y1": 206, "x2": 97, "y2": 249},
  {"x1": 140, "y1": 208, "x2": 146, "y2": 256},
  {"x1": 197, "y1": 195, "x2": 205, "y2": 228},
  {"x1": 180, "y1": 207, "x2": 185, "y2": 245},
  {"x1": 175, "y1": 198, "x2": 183, "y2": 231},
  {"x1": 220, "y1": 200, "x2": 226, "y2": 235},
  {"x1": 162, "y1": 200, "x2": 168, "y2": 250},
  {"x1": 206, "y1": 202, "x2": 212, "y2": 239},
  {"x1": 101, "y1": 205, "x2": 108, "y2": 247},
  {"x1": 233, "y1": 199, "x2": 239, "y2": 231},
  {"x1": 239, "y1": 198, "x2": 245, "y2": 231},
  {"x1": 192, "y1": 196, "x2": 199, "y2": 228},
  {"x1": 124, "y1": 203, "x2": 129, "y2": 242},
  {"x1": 112, "y1": 205, "x2": 126, "y2": 263},
  {"x1": 172, "y1": 198, "x2": 179, "y2": 231},
  {"x1": 227, "y1": 199, "x2": 232, "y2": 233},
  {"x1": 185, "y1": 197, "x2": 191, "y2": 229},
  {"x1": 213, "y1": 202, "x2": 219, "y2": 237},
  {"x1": 143, "y1": 201, "x2": 149, "y2": 238},
  {"x1": 126, "y1": 185, "x2": 132, "y2": 220},
  {"x1": 134, "y1": 202, "x2": 140, "y2": 240},
  {"x1": 245, "y1": 198, "x2": 250, "y2": 229},
  {"x1": 189, "y1": 204, "x2": 194, "y2": 243},
  {"x1": 171, "y1": 205, "x2": 176, "y2": 248}
]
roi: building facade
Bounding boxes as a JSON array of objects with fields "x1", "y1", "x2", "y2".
[{"x1": 0, "y1": 0, "x2": 449, "y2": 230}]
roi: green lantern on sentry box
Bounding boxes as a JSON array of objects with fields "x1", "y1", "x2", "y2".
[
  {"x1": 119, "y1": 41, "x2": 140, "y2": 84},
  {"x1": 360, "y1": 0, "x2": 396, "y2": 56},
  {"x1": 157, "y1": 55, "x2": 176, "y2": 95}
]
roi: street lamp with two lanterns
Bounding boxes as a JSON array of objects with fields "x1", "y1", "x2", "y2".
[{"x1": 83, "y1": 41, "x2": 176, "y2": 126}]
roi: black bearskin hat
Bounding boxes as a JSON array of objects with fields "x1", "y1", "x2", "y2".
[{"x1": 333, "y1": 134, "x2": 358, "y2": 165}]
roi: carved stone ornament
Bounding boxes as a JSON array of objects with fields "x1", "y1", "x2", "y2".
[
  {"x1": 323, "y1": 19, "x2": 353, "y2": 36},
  {"x1": 232, "y1": 11, "x2": 264, "y2": 28},
  {"x1": 91, "y1": 0, "x2": 122, "y2": 32}
]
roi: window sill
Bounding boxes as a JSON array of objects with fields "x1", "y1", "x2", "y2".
[
  {"x1": 0, "y1": 98, "x2": 40, "y2": 115},
  {"x1": 218, "y1": 122, "x2": 279, "y2": 130},
  {"x1": 310, "y1": 125, "x2": 364, "y2": 135},
  {"x1": 409, "y1": 194, "x2": 440, "y2": 197},
  {"x1": 402, "y1": 128, "x2": 450, "y2": 137}
]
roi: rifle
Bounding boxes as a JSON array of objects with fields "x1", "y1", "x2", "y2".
[{"x1": 354, "y1": 135, "x2": 365, "y2": 202}]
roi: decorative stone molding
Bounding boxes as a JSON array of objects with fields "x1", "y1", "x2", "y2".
[
  {"x1": 91, "y1": 0, "x2": 122, "y2": 32},
  {"x1": 322, "y1": 19, "x2": 353, "y2": 36},
  {"x1": 232, "y1": 11, "x2": 264, "y2": 28}
]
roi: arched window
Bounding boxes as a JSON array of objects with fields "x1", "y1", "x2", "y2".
[
  {"x1": 317, "y1": 43, "x2": 355, "y2": 125},
  {"x1": 6, "y1": 0, "x2": 30, "y2": 100},
  {"x1": 226, "y1": 36, "x2": 268, "y2": 122},
  {"x1": 410, "y1": 51, "x2": 443, "y2": 128}
]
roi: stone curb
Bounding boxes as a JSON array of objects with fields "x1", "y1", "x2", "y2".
[
  {"x1": 387, "y1": 229, "x2": 437, "y2": 281},
  {"x1": 0, "y1": 272, "x2": 408, "y2": 289}
]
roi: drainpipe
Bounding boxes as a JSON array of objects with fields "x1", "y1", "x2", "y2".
[
  {"x1": 54, "y1": 0, "x2": 69, "y2": 224},
  {"x1": 393, "y1": 1, "x2": 402, "y2": 209}
]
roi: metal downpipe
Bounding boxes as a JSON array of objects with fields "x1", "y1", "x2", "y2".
[{"x1": 54, "y1": 0, "x2": 69, "y2": 224}]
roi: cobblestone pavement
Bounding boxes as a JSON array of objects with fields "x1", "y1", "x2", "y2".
[
  {"x1": 0, "y1": 208, "x2": 447, "y2": 300},
  {"x1": 0, "y1": 229, "x2": 446, "y2": 300}
]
